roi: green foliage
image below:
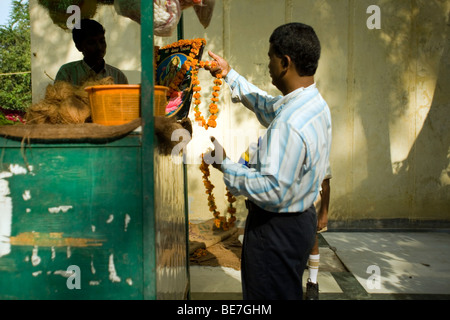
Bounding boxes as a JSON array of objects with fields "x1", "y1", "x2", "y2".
[{"x1": 0, "y1": 0, "x2": 31, "y2": 112}]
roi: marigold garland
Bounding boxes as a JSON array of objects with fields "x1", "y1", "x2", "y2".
[
  {"x1": 200, "y1": 154, "x2": 237, "y2": 231},
  {"x1": 162, "y1": 39, "x2": 230, "y2": 225},
  {"x1": 192, "y1": 70, "x2": 222, "y2": 130},
  {"x1": 160, "y1": 38, "x2": 223, "y2": 130}
]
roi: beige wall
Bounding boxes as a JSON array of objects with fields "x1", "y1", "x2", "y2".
[
  {"x1": 183, "y1": 0, "x2": 450, "y2": 224},
  {"x1": 30, "y1": 0, "x2": 450, "y2": 224}
]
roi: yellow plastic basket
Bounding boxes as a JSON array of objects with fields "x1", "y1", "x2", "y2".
[
  {"x1": 85, "y1": 85, "x2": 141, "y2": 126},
  {"x1": 153, "y1": 85, "x2": 169, "y2": 116}
]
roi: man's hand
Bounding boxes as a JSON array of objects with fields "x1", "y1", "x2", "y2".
[
  {"x1": 204, "y1": 137, "x2": 227, "y2": 171},
  {"x1": 206, "y1": 51, "x2": 231, "y2": 79}
]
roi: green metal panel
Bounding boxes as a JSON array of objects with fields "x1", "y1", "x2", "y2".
[
  {"x1": 0, "y1": 0, "x2": 189, "y2": 300},
  {"x1": 140, "y1": 3, "x2": 189, "y2": 300},
  {"x1": 140, "y1": 0, "x2": 157, "y2": 300},
  {"x1": 0, "y1": 135, "x2": 144, "y2": 299}
]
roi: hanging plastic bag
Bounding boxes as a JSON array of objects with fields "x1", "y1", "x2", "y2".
[
  {"x1": 193, "y1": 0, "x2": 215, "y2": 28},
  {"x1": 114, "y1": 0, "x2": 181, "y2": 37},
  {"x1": 154, "y1": 0, "x2": 182, "y2": 37},
  {"x1": 179, "y1": 0, "x2": 203, "y2": 10},
  {"x1": 114, "y1": 0, "x2": 141, "y2": 24},
  {"x1": 179, "y1": 0, "x2": 215, "y2": 28}
]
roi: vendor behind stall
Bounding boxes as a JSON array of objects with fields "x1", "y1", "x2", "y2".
[{"x1": 55, "y1": 19, "x2": 128, "y2": 86}]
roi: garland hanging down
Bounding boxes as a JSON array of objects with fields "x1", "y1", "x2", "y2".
[
  {"x1": 200, "y1": 154, "x2": 236, "y2": 231},
  {"x1": 161, "y1": 39, "x2": 233, "y2": 229},
  {"x1": 160, "y1": 38, "x2": 223, "y2": 130}
]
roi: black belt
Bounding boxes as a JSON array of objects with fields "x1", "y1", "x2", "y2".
[
  {"x1": 245, "y1": 199, "x2": 260, "y2": 212},
  {"x1": 245, "y1": 199, "x2": 308, "y2": 216}
]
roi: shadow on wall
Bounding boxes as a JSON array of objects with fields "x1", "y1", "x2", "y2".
[
  {"x1": 331, "y1": 1, "x2": 449, "y2": 221},
  {"x1": 183, "y1": 0, "x2": 449, "y2": 223},
  {"x1": 399, "y1": 9, "x2": 450, "y2": 217},
  {"x1": 98, "y1": 5, "x2": 141, "y2": 81}
]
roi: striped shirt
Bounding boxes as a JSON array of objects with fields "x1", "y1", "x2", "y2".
[
  {"x1": 221, "y1": 69, "x2": 332, "y2": 213},
  {"x1": 55, "y1": 60, "x2": 128, "y2": 86}
]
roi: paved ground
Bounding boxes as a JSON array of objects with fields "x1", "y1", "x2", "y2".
[{"x1": 189, "y1": 230, "x2": 450, "y2": 300}]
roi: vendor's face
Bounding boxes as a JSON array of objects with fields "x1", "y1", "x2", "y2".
[
  {"x1": 79, "y1": 33, "x2": 107, "y2": 62},
  {"x1": 268, "y1": 44, "x2": 284, "y2": 89}
]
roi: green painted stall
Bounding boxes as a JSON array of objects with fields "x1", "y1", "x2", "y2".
[{"x1": 0, "y1": 2, "x2": 189, "y2": 300}]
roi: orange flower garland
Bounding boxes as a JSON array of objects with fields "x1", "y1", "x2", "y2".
[
  {"x1": 160, "y1": 38, "x2": 223, "y2": 130},
  {"x1": 200, "y1": 154, "x2": 237, "y2": 231},
  {"x1": 192, "y1": 66, "x2": 222, "y2": 130},
  {"x1": 161, "y1": 39, "x2": 230, "y2": 225}
]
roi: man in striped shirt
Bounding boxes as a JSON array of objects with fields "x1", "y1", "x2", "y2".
[{"x1": 206, "y1": 22, "x2": 332, "y2": 300}]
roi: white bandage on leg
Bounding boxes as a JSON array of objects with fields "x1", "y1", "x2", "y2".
[{"x1": 307, "y1": 254, "x2": 320, "y2": 283}]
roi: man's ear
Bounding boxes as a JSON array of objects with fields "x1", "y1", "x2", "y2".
[{"x1": 282, "y1": 55, "x2": 291, "y2": 69}]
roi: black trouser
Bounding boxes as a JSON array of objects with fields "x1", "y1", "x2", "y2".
[{"x1": 241, "y1": 200, "x2": 317, "y2": 300}]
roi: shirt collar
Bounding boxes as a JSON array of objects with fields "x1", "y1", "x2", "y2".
[
  {"x1": 273, "y1": 83, "x2": 316, "y2": 110},
  {"x1": 81, "y1": 59, "x2": 106, "y2": 74}
]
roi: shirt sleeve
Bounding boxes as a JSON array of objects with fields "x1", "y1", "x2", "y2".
[
  {"x1": 117, "y1": 71, "x2": 129, "y2": 84},
  {"x1": 225, "y1": 69, "x2": 282, "y2": 127},
  {"x1": 221, "y1": 121, "x2": 307, "y2": 211},
  {"x1": 54, "y1": 66, "x2": 71, "y2": 83}
]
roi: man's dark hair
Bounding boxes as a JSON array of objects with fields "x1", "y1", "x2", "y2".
[
  {"x1": 269, "y1": 23, "x2": 321, "y2": 76},
  {"x1": 72, "y1": 19, "x2": 105, "y2": 46}
]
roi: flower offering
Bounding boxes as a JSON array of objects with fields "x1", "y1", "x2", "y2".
[{"x1": 157, "y1": 38, "x2": 223, "y2": 128}]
